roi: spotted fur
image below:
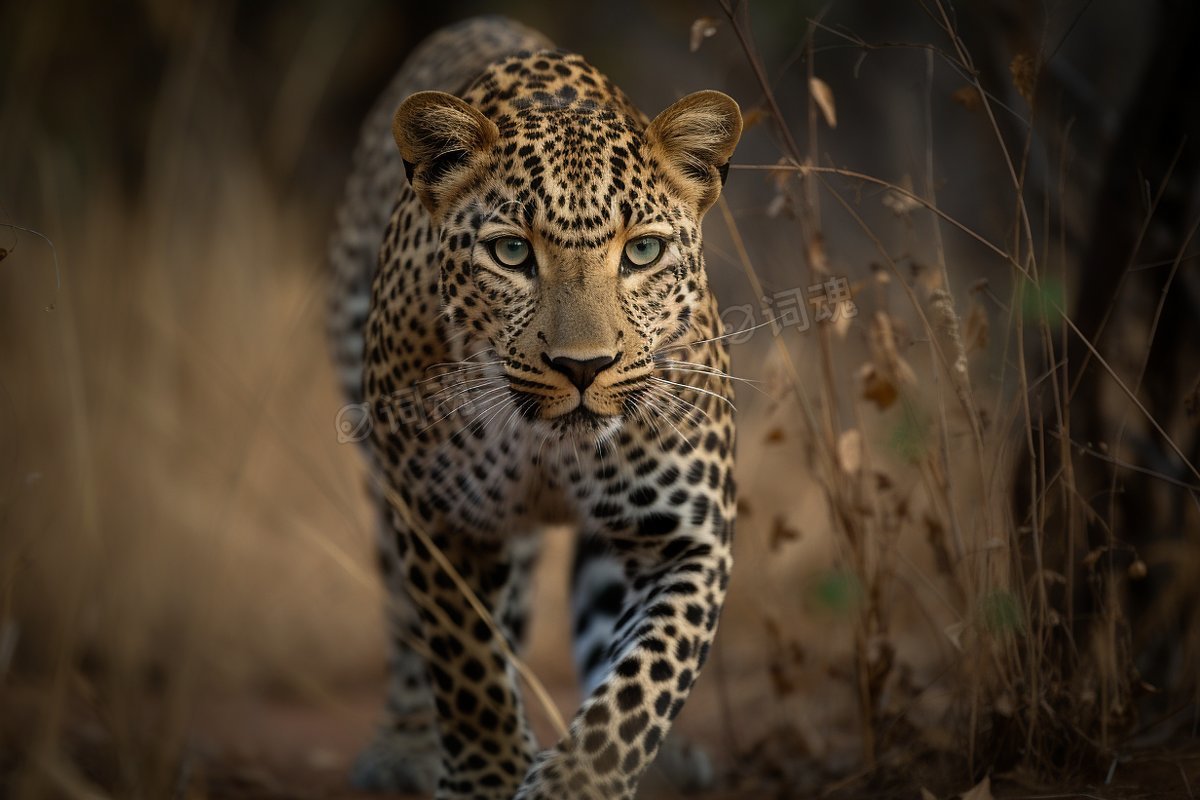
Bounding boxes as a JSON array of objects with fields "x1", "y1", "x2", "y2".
[{"x1": 328, "y1": 16, "x2": 741, "y2": 800}]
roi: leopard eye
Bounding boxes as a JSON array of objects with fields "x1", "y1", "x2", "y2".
[
  {"x1": 488, "y1": 236, "x2": 535, "y2": 270},
  {"x1": 623, "y1": 236, "x2": 664, "y2": 269}
]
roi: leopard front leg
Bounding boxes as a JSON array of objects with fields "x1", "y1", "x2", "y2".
[
  {"x1": 352, "y1": 500, "x2": 439, "y2": 793},
  {"x1": 517, "y1": 489, "x2": 734, "y2": 799},
  {"x1": 390, "y1": 514, "x2": 541, "y2": 800}
]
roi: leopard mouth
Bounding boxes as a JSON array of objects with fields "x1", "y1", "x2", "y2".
[
  {"x1": 507, "y1": 380, "x2": 615, "y2": 415},
  {"x1": 509, "y1": 389, "x2": 623, "y2": 439}
]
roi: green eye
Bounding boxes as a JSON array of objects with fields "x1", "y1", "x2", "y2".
[
  {"x1": 623, "y1": 236, "x2": 664, "y2": 268},
  {"x1": 489, "y1": 236, "x2": 534, "y2": 270}
]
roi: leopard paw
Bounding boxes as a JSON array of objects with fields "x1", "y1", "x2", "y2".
[
  {"x1": 640, "y1": 733, "x2": 714, "y2": 795},
  {"x1": 349, "y1": 727, "x2": 440, "y2": 794}
]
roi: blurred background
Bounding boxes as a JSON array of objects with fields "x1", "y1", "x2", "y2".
[{"x1": 2, "y1": 0, "x2": 1198, "y2": 798}]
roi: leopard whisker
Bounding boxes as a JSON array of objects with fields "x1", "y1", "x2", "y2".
[
  {"x1": 425, "y1": 373, "x2": 507, "y2": 401},
  {"x1": 436, "y1": 391, "x2": 517, "y2": 445},
  {"x1": 422, "y1": 348, "x2": 500, "y2": 376},
  {"x1": 419, "y1": 384, "x2": 510, "y2": 435},
  {"x1": 418, "y1": 361, "x2": 503, "y2": 387},
  {"x1": 654, "y1": 358, "x2": 763, "y2": 385},
  {"x1": 427, "y1": 378, "x2": 507, "y2": 415},
  {"x1": 629, "y1": 390, "x2": 679, "y2": 449},
  {"x1": 653, "y1": 362, "x2": 771, "y2": 400},
  {"x1": 645, "y1": 384, "x2": 706, "y2": 432},
  {"x1": 498, "y1": 393, "x2": 535, "y2": 442},
  {"x1": 654, "y1": 315, "x2": 780, "y2": 355},
  {"x1": 648, "y1": 375, "x2": 737, "y2": 413}
]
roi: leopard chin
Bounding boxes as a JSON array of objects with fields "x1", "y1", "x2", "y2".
[{"x1": 542, "y1": 405, "x2": 623, "y2": 443}]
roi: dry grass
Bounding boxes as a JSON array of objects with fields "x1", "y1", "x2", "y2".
[
  {"x1": 2, "y1": 2, "x2": 1198, "y2": 799},
  {"x1": 700, "y1": 1, "x2": 1200, "y2": 794}
]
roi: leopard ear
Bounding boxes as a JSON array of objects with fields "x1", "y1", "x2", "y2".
[
  {"x1": 644, "y1": 90, "x2": 742, "y2": 214},
  {"x1": 392, "y1": 91, "x2": 499, "y2": 214}
]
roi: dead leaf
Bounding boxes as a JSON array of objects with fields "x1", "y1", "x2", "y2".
[
  {"x1": 881, "y1": 174, "x2": 920, "y2": 215},
  {"x1": 1010, "y1": 53, "x2": 1036, "y2": 103},
  {"x1": 943, "y1": 621, "x2": 965, "y2": 652},
  {"x1": 950, "y1": 85, "x2": 982, "y2": 112},
  {"x1": 769, "y1": 156, "x2": 793, "y2": 190},
  {"x1": 1083, "y1": 547, "x2": 1107, "y2": 570},
  {"x1": 914, "y1": 261, "x2": 945, "y2": 295},
  {"x1": 925, "y1": 514, "x2": 955, "y2": 583},
  {"x1": 960, "y1": 776, "x2": 993, "y2": 800},
  {"x1": 862, "y1": 312, "x2": 918, "y2": 410},
  {"x1": 834, "y1": 306, "x2": 853, "y2": 339},
  {"x1": 769, "y1": 516, "x2": 801, "y2": 551},
  {"x1": 963, "y1": 300, "x2": 989, "y2": 355},
  {"x1": 837, "y1": 429, "x2": 863, "y2": 474},
  {"x1": 689, "y1": 17, "x2": 719, "y2": 52},
  {"x1": 807, "y1": 231, "x2": 830, "y2": 275},
  {"x1": 1185, "y1": 379, "x2": 1199, "y2": 419},
  {"x1": 741, "y1": 106, "x2": 767, "y2": 130},
  {"x1": 768, "y1": 662, "x2": 795, "y2": 696},
  {"x1": 766, "y1": 192, "x2": 789, "y2": 219},
  {"x1": 809, "y1": 77, "x2": 837, "y2": 128},
  {"x1": 859, "y1": 364, "x2": 898, "y2": 410}
]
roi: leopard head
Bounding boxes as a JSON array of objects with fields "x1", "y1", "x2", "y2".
[{"x1": 393, "y1": 52, "x2": 741, "y2": 440}]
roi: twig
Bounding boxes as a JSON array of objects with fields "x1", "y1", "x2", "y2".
[{"x1": 1, "y1": 222, "x2": 62, "y2": 292}]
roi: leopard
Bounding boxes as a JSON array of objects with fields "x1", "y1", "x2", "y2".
[{"x1": 327, "y1": 16, "x2": 741, "y2": 800}]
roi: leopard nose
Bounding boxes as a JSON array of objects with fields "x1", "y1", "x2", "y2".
[{"x1": 543, "y1": 353, "x2": 619, "y2": 393}]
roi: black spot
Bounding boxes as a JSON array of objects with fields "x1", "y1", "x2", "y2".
[
  {"x1": 616, "y1": 684, "x2": 643, "y2": 711},
  {"x1": 629, "y1": 486, "x2": 657, "y2": 506},
  {"x1": 593, "y1": 743, "x2": 619, "y2": 774},
  {"x1": 675, "y1": 638, "x2": 692, "y2": 661},
  {"x1": 643, "y1": 725, "x2": 662, "y2": 753},
  {"x1": 618, "y1": 710, "x2": 650, "y2": 743},
  {"x1": 455, "y1": 688, "x2": 478, "y2": 714},
  {"x1": 585, "y1": 702, "x2": 611, "y2": 726},
  {"x1": 594, "y1": 582, "x2": 626, "y2": 616},
  {"x1": 656, "y1": 465, "x2": 680, "y2": 486},
  {"x1": 480, "y1": 707, "x2": 499, "y2": 730},
  {"x1": 583, "y1": 730, "x2": 607, "y2": 754},
  {"x1": 430, "y1": 663, "x2": 453, "y2": 692},
  {"x1": 637, "y1": 513, "x2": 679, "y2": 537},
  {"x1": 583, "y1": 642, "x2": 606, "y2": 674},
  {"x1": 407, "y1": 565, "x2": 428, "y2": 593}
]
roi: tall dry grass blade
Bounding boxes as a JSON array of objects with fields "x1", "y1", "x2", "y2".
[{"x1": 375, "y1": 478, "x2": 568, "y2": 739}]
